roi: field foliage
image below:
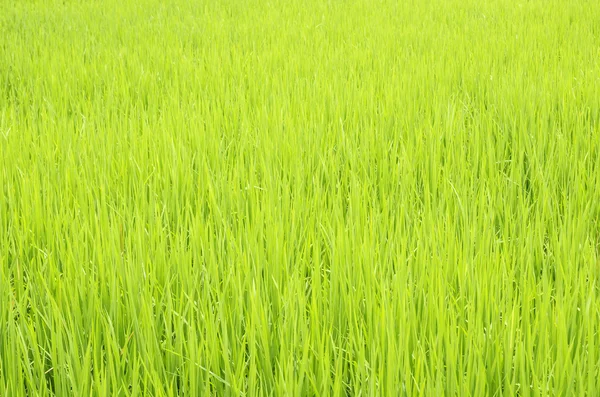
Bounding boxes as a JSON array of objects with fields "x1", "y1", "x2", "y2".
[{"x1": 1, "y1": 0, "x2": 600, "y2": 395}]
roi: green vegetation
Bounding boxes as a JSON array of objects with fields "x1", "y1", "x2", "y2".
[{"x1": 1, "y1": 0, "x2": 600, "y2": 395}]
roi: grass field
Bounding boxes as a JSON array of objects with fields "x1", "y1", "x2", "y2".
[{"x1": 1, "y1": 0, "x2": 600, "y2": 395}]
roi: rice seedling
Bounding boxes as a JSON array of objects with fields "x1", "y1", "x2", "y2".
[{"x1": 1, "y1": 0, "x2": 600, "y2": 395}]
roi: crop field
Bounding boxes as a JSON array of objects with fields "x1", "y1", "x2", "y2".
[{"x1": 1, "y1": 0, "x2": 600, "y2": 395}]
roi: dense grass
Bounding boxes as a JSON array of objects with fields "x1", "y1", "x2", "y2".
[{"x1": 1, "y1": 0, "x2": 600, "y2": 395}]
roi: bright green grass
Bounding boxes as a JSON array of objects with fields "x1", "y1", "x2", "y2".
[{"x1": 1, "y1": 0, "x2": 600, "y2": 395}]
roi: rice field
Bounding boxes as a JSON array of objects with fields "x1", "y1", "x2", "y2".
[{"x1": 1, "y1": 0, "x2": 600, "y2": 395}]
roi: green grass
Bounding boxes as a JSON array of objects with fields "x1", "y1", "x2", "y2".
[{"x1": 1, "y1": 0, "x2": 600, "y2": 395}]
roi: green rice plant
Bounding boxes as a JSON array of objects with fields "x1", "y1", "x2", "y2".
[{"x1": 1, "y1": 0, "x2": 600, "y2": 395}]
